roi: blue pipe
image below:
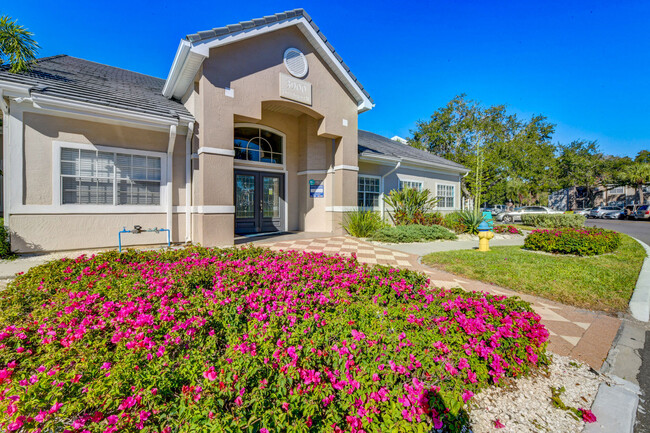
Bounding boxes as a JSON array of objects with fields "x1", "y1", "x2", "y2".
[{"x1": 118, "y1": 227, "x2": 171, "y2": 253}]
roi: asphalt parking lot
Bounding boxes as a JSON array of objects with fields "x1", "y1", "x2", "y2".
[{"x1": 585, "y1": 218, "x2": 650, "y2": 245}]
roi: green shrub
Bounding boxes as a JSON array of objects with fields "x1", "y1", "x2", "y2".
[
  {"x1": 442, "y1": 211, "x2": 485, "y2": 234},
  {"x1": 384, "y1": 188, "x2": 440, "y2": 225},
  {"x1": 343, "y1": 209, "x2": 384, "y2": 237},
  {"x1": 524, "y1": 228, "x2": 621, "y2": 256},
  {"x1": 0, "y1": 246, "x2": 548, "y2": 432},
  {"x1": 521, "y1": 214, "x2": 586, "y2": 228},
  {"x1": 0, "y1": 218, "x2": 12, "y2": 259},
  {"x1": 371, "y1": 224, "x2": 457, "y2": 243}
]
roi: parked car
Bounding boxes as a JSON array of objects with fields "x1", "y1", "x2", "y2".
[
  {"x1": 635, "y1": 205, "x2": 650, "y2": 220},
  {"x1": 496, "y1": 206, "x2": 563, "y2": 223},
  {"x1": 621, "y1": 205, "x2": 639, "y2": 220},
  {"x1": 589, "y1": 206, "x2": 623, "y2": 218},
  {"x1": 574, "y1": 208, "x2": 591, "y2": 216},
  {"x1": 602, "y1": 210, "x2": 621, "y2": 219}
]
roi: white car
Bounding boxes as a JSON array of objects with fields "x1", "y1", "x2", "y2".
[
  {"x1": 496, "y1": 206, "x2": 563, "y2": 223},
  {"x1": 589, "y1": 206, "x2": 623, "y2": 218}
]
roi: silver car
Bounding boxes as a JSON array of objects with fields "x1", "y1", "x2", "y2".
[
  {"x1": 496, "y1": 206, "x2": 563, "y2": 223},
  {"x1": 589, "y1": 206, "x2": 623, "y2": 218},
  {"x1": 635, "y1": 205, "x2": 650, "y2": 220},
  {"x1": 574, "y1": 208, "x2": 591, "y2": 216}
]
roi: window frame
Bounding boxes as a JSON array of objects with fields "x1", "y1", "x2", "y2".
[
  {"x1": 436, "y1": 183, "x2": 456, "y2": 210},
  {"x1": 52, "y1": 141, "x2": 167, "y2": 213},
  {"x1": 398, "y1": 180, "x2": 423, "y2": 192},
  {"x1": 233, "y1": 123, "x2": 286, "y2": 170},
  {"x1": 357, "y1": 174, "x2": 381, "y2": 210}
]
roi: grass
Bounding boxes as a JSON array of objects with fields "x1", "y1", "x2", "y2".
[{"x1": 421, "y1": 234, "x2": 646, "y2": 312}]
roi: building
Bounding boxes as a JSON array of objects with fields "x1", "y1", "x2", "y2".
[
  {"x1": 0, "y1": 9, "x2": 468, "y2": 253},
  {"x1": 549, "y1": 185, "x2": 649, "y2": 210}
]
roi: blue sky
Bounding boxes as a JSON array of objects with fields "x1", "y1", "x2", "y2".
[{"x1": 4, "y1": 0, "x2": 649, "y2": 158}]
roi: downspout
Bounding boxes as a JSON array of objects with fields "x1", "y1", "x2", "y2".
[
  {"x1": 166, "y1": 125, "x2": 177, "y2": 242},
  {"x1": 461, "y1": 171, "x2": 470, "y2": 210},
  {"x1": 0, "y1": 91, "x2": 8, "y2": 227},
  {"x1": 184, "y1": 122, "x2": 195, "y2": 243},
  {"x1": 380, "y1": 159, "x2": 401, "y2": 221}
]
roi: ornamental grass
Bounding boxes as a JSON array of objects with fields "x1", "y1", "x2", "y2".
[{"x1": 0, "y1": 246, "x2": 548, "y2": 432}]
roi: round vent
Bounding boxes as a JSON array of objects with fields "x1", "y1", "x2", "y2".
[{"x1": 283, "y1": 48, "x2": 308, "y2": 78}]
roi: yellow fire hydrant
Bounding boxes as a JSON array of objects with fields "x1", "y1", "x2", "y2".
[{"x1": 477, "y1": 221, "x2": 494, "y2": 252}]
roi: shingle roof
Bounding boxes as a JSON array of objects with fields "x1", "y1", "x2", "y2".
[
  {"x1": 185, "y1": 8, "x2": 373, "y2": 104},
  {"x1": 358, "y1": 130, "x2": 468, "y2": 172},
  {"x1": 0, "y1": 55, "x2": 192, "y2": 120}
]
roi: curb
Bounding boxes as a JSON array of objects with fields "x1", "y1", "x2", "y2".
[
  {"x1": 629, "y1": 237, "x2": 650, "y2": 322},
  {"x1": 583, "y1": 375, "x2": 640, "y2": 433}
]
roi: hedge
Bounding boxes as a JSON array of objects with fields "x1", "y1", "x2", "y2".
[
  {"x1": 0, "y1": 246, "x2": 548, "y2": 432},
  {"x1": 524, "y1": 228, "x2": 621, "y2": 256},
  {"x1": 521, "y1": 214, "x2": 586, "y2": 228},
  {"x1": 371, "y1": 224, "x2": 457, "y2": 243}
]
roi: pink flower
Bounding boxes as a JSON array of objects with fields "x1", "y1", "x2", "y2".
[
  {"x1": 462, "y1": 390, "x2": 474, "y2": 403},
  {"x1": 260, "y1": 429, "x2": 269, "y2": 433},
  {"x1": 282, "y1": 402, "x2": 290, "y2": 411},
  {"x1": 494, "y1": 419, "x2": 505, "y2": 428},
  {"x1": 234, "y1": 396, "x2": 243, "y2": 406},
  {"x1": 203, "y1": 366, "x2": 218, "y2": 381},
  {"x1": 372, "y1": 373, "x2": 380, "y2": 382},
  {"x1": 580, "y1": 408, "x2": 597, "y2": 423},
  {"x1": 48, "y1": 402, "x2": 63, "y2": 414},
  {"x1": 100, "y1": 362, "x2": 111, "y2": 370}
]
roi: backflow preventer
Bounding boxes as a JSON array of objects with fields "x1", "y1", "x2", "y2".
[{"x1": 118, "y1": 226, "x2": 171, "y2": 252}]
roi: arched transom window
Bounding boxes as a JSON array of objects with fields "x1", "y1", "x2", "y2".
[{"x1": 234, "y1": 126, "x2": 284, "y2": 165}]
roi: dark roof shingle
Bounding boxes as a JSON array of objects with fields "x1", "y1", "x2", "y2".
[
  {"x1": 0, "y1": 55, "x2": 192, "y2": 120},
  {"x1": 358, "y1": 130, "x2": 468, "y2": 171},
  {"x1": 185, "y1": 8, "x2": 373, "y2": 104}
]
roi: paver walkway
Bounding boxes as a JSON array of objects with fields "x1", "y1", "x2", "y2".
[{"x1": 256, "y1": 235, "x2": 621, "y2": 370}]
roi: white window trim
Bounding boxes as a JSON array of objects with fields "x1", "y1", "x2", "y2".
[
  {"x1": 52, "y1": 141, "x2": 168, "y2": 213},
  {"x1": 436, "y1": 182, "x2": 456, "y2": 210},
  {"x1": 233, "y1": 123, "x2": 286, "y2": 170},
  {"x1": 358, "y1": 174, "x2": 381, "y2": 210}
]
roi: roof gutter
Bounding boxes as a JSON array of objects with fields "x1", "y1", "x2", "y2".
[{"x1": 162, "y1": 40, "x2": 192, "y2": 98}]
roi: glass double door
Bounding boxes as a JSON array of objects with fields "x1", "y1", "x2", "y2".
[{"x1": 234, "y1": 170, "x2": 284, "y2": 234}]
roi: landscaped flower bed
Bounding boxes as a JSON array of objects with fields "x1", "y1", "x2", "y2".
[
  {"x1": 0, "y1": 247, "x2": 548, "y2": 432},
  {"x1": 524, "y1": 227, "x2": 621, "y2": 256}
]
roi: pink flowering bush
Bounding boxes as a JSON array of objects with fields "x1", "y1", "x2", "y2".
[
  {"x1": 0, "y1": 246, "x2": 548, "y2": 432},
  {"x1": 524, "y1": 227, "x2": 621, "y2": 256},
  {"x1": 493, "y1": 225, "x2": 522, "y2": 235}
]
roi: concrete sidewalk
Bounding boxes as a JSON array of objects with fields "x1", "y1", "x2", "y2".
[{"x1": 373, "y1": 236, "x2": 525, "y2": 256}]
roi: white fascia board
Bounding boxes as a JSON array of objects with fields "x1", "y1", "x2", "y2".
[
  {"x1": 30, "y1": 93, "x2": 185, "y2": 130},
  {"x1": 166, "y1": 17, "x2": 374, "y2": 112},
  {"x1": 0, "y1": 80, "x2": 32, "y2": 97},
  {"x1": 359, "y1": 154, "x2": 469, "y2": 175}
]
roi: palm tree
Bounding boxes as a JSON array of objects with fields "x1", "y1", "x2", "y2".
[
  {"x1": 622, "y1": 163, "x2": 650, "y2": 205},
  {"x1": 0, "y1": 15, "x2": 39, "y2": 73}
]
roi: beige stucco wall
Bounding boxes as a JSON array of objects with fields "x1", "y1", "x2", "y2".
[
  {"x1": 12, "y1": 112, "x2": 189, "y2": 252},
  {"x1": 185, "y1": 25, "x2": 360, "y2": 243},
  {"x1": 10, "y1": 213, "x2": 187, "y2": 253}
]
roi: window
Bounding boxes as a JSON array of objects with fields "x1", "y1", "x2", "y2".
[
  {"x1": 610, "y1": 186, "x2": 624, "y2": 194},
  {"x1": 358, "y1": 176, "x2": 380, "y2": 208},
  {"x1": 436, "y1": 184, "x2": 455, "y2": 209},
  {"x1": 60, "y1": 147, "x2": 162, "y2": 206},
  {"x1": 234, "y1": 126, "x2": 283, "y2": 164},
  {"x1": 399, "y1": 180, "x2": 423, "y2": 191}
]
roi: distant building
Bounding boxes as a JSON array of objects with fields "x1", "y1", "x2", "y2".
[{"x1": 549, "y1": 185, "x2": 649, "y2": 210}]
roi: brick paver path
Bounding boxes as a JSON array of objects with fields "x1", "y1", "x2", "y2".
[{"x1": 256, "y1": 235, "x2": 620, "y2": 370}]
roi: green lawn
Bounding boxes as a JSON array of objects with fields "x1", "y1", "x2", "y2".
[{"x1": 422, "y1": 234, "x2": 646, "y2": 312}]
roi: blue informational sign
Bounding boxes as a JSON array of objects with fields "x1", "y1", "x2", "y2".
[{"x1": 309, "y1": 180, "x2": 324, "y2": 198}]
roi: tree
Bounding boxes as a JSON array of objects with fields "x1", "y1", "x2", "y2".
[
  {"x1": 409, "y1": 94, "x2": 557, "y2": 207},
  {"x1": 0, "y1": 15, "x2": 39, "y2": 73},
  {"x1": 635, "y1": 150, "x2": 650, "y2": 164},
  {"x1": 556, "y1": 140, "x2": 606, "y2": 205},
  {"x1": 620, "y1": 163, "x2": 650, "y2": 205}
]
